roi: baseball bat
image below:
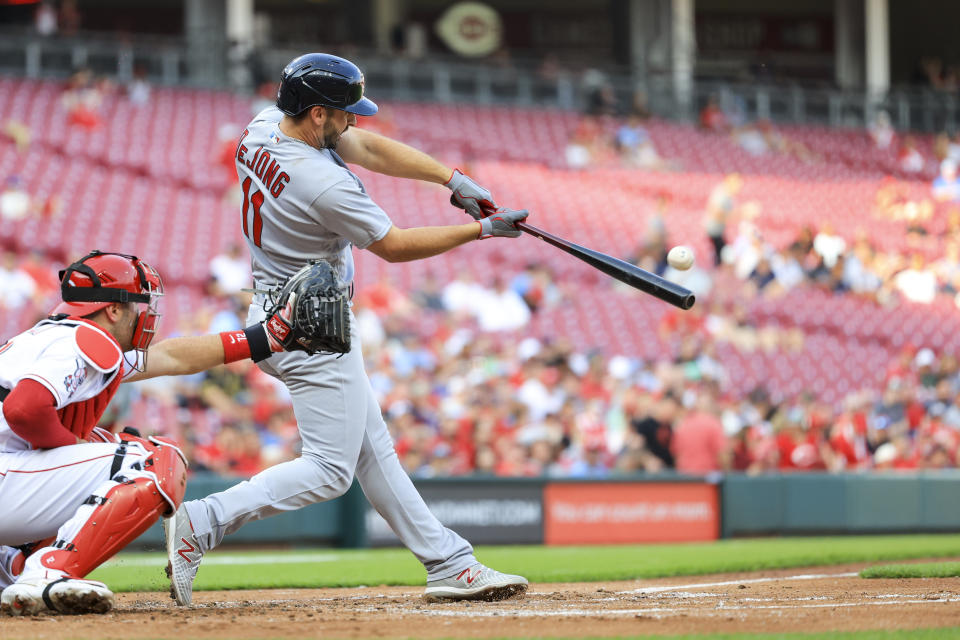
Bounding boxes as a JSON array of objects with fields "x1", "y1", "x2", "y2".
[{"x1": 516, "y1": 221, "x2": 696, "y2": 310}]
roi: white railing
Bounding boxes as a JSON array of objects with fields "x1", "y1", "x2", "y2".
[{"x1": 3, "y1": 27, "x2": 960, "y2": 132}]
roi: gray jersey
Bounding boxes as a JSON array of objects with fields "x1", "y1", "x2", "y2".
[
  {"x1": 180, "y1": 107, "x2": 482, "y2": 589},
  {"x1": 235, "y1": 107, "x2": 393, "y2": 287}
]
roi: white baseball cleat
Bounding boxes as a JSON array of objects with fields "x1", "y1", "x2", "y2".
[
  {"x1": 164, "y1": 504, "x2": 203, "y2": 606},
  {"x1": 424, "y1": 563, "x2": 528, "y2": 602},
  {"x1": 1, "y1": 577, "x2": 114, "y2": 616}
]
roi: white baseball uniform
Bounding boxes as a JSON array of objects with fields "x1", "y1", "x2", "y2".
[
  {"x1": 180, "y1": 107, "x2": 478, "y2": 579},
  {"x1": 0, "y1": 318, "x2": 148, "y2": 587}
]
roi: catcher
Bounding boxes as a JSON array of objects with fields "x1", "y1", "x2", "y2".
[{"x1": 0, "y1": 250, "x2": 312, "y2": 616}]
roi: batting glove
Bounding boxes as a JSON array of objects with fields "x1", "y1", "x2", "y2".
[
  {"x1": 446, "y1": 169, "x2": 496, "y2": 220},
  {"x1": 478, "y1": 207, "x2": 529, "y2": 239}
]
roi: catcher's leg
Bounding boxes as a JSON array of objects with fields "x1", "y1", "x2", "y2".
[
  {"x1": 0, "y1": 537, "x2": 57, "y2": 589},
  {"x1": 2, "y1": 437, "x2": 187, "y2": 616}
]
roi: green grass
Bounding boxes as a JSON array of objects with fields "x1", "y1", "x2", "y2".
[
  {"x1": 860, "y1": 561, "x2": 960, "y2": 579},
  {"x1": 88, "y1": 534, "x2": 960, "y2": 593}
]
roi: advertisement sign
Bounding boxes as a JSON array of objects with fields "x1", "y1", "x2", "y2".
[
  {"x1": 544, "y1": 482, "x2": 720, "y2": 545},
  {"x1": 366, "y1": 481, "x2": 544, "y2": 546}
]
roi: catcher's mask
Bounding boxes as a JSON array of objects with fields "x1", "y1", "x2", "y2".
[{"x1": 53, "y1": 250, "x2": 164, "y2": 371}]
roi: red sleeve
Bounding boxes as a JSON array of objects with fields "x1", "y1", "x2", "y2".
[{"x1": 2, "y1": 379, "x2": 78, "y2": 449}]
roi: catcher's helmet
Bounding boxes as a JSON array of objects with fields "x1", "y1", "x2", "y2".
[
  {"x1": 53, "y1": 250, "x2": 164, "y2": 364},
  {"x1": 276, "y1": 53, "x2": 378, "y2": 117}
]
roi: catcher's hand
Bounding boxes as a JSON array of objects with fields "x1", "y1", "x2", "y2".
[{"x1": 262, "y1": 260, "x2": 351, "y2": 355}]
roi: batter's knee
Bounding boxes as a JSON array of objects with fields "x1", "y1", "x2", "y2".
[{"x1": 299, "y1": 452, "x2": 354, "y2": 498}]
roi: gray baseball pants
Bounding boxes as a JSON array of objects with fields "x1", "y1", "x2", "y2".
[{"x1": 181, "y1": 307, "x2": 476, "y2": 579}]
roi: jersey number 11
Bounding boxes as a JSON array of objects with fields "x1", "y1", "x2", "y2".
[{"x1": 241, "y1": 177, "x2": 264, "y2": 248}]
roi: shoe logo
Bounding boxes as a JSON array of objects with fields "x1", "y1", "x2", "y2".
[
  {"x1": 456, "y1": 567, "x2": 483, "y2": 585},
  {"x1": 177, "y1": 538, "x2": 196, "y2": 563}
]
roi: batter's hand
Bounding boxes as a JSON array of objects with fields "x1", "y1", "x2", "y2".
[
  {"x1": 446, "y1": 169, "x2": 496, "y2": 220},
  {"x1": 478, "y1": 207, "x2": 529, "y2": 239}
]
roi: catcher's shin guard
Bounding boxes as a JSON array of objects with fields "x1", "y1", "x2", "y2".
[
  {"x1": 8, "y1": 536, "x2": 57, "y2": 578},
  {"x1": 32, "y1": 437, "x2": 187, "y2": 579}
]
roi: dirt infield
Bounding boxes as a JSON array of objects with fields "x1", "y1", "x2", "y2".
[{"x1": 5, "y1": 564, "x2": 960, "y2": 639}]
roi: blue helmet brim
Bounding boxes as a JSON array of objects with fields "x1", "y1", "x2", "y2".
[{"x1": 345, "y1": 97, "x2": 378, "y2": 116}]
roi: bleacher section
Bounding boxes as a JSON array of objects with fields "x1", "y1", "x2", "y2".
[{"x1": 1, "y1": 76, "x2": 955, "y2": 407}]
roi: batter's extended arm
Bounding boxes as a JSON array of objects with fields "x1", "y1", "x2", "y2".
[
  {"x1": 367, "y1": 224, "x2": 480, "y2": 262},
  {"x1": 336, "y1": 128, "x2": 451, "y2": 183}
]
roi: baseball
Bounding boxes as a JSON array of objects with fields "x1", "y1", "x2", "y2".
[{"x1": 667, "y1": 246, "x2": 694, "y2": 270}]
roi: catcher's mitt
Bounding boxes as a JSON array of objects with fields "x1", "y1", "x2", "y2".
[{"x1": 263, "y1": 260, "x2": 351, "y2": 355}]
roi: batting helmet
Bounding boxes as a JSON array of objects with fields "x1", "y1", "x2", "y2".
[
  {"x1": 276, "y1": 53, "x2": 378, "y2": 117},
  {"x1": 53, "y1": 250, "x2": 164, "y2": 359}
]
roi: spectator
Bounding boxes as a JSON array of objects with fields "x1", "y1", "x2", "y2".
[
  {"x1": 630, "y1": 394, "x2": 677, "y2": 469},
  {"x1": 566, "y1": 439, "x2": 611, "y2": 478},
  {"x1": 583, "y1": 70, "x2": 617, "y2": 116},
  {"x1": 0, "y1": 251, "x2": 37, "y2": 310},
  {"x1": 704, "y1": 173, "x2": 743, "y2": 266},
  {"x1": 934, "y1": 240, "x2": 960, "y2": 293},
  {"x1": 894, "y1": 253, "x2": 938, "y2": 304},
  {"x1": 628, "y1": 89, "x2": 652, "y2": 120},
  {"x1": 127, "y1": 66, "x2": 151, "y2": 105},
  {"x1": 34, "y1": 1, "x2": 57, "y2": 36},
  {"x1": 58, "y1": 0, "x2": 81, "y2": 33},
  {"x1": 62, "y1": 68, "x2": 104, "y2": 130},
  {"x1": 672, "y1": 388, "x2": 730, "y2": 473},
  {"x1": 442, "y1": 272, "x2": 488, "y2": 316},
  {"x1": 699, "y1": 95, "x2": 728, "y2": 133},
  {"x1": 897, "y1": 136, "x2": 925, "y2": 174},
  {"x1": 733, "y1": 124, "x2": 769, "y2": 156},
  {"x1": 564, "y1": 128, "x2": 593, "y2": 169},
  {"x1": 842, "y1": 238, "x2": 883, "y2": 294},
  {"x1": 615, "y1": 116, "x2": 662, "y2": 169},
  {"x1": 20, "y1": 249, "x2": 59, "y2": 300},
  {"x1": 813, "y1": 222, "x2": 846, "y2": 269},
  {"x1": 932, "y1": 159, "x2": 960, "y2": 202},
  {"x1": 410, "y1": 271, "x2": 446, "y2": 311},
  {"x1": 868, "y1": 111, "x2": 895, "y2": 149},
  {"x1": 0, "y1": 176, "x2": 31, "y2": 221},
  {"x1": 770, "y1": 245, "x2": 806, "y2": 291},
  {"x1": 2, "y1": 120, "x2": 32, "y2": 153},
  {"x1": 209, "y1": 244, "x2": 252, "y2": 295},
  {"x1": 475, "y1": 278, "x2": 531, "y2": 332}
]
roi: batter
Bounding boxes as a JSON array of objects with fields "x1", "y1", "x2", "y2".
[{"x1": 166, "y1": 52, "x2": 530, "y2": 604}]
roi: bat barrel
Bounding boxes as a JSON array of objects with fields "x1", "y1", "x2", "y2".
[{"x1": 517, "y1": 222, "x2": 695, "y2": 310}]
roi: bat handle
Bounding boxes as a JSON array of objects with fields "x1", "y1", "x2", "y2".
[{"x1": 515, "y1": 221, "x2": 543, "y2": 237}]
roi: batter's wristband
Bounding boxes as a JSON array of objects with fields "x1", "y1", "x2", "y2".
[
  {"x1": 219, "y1": 330, "x2": 252, "y2": 363},
  {"x1": 243, "y1": 324, "x2": 273, "y2": 363}
]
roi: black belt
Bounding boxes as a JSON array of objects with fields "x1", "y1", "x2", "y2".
[{"x1": 0, "y1": 385, "x2": 8, "y2": 402}]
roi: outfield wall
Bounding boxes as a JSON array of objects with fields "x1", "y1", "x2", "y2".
[{"x1": 130, "y1": 472, "x2": 960, "y2": 549}]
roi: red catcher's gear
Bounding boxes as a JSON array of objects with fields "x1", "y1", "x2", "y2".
[
  {"x1": 52, "y1": 251, "x2": 164, "y2": 370},
  {"x1": 37, "y1": 435, "x2": 187, "y2": 579}
]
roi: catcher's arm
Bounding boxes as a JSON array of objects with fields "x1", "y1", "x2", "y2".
[
  {"x1": 124, "y1": 334, "x2": 232, "y2": 383},
  {"x1": 125, "y1": 317, "x2": 289, "y2": 383}
]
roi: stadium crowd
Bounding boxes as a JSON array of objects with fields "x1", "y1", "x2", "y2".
[
  {"x1": 4, "y1": 72, "x2": 960, "y2": 480},
  {"x1": 4, "y1": 236, "x2": 959, "y2": 480}
]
